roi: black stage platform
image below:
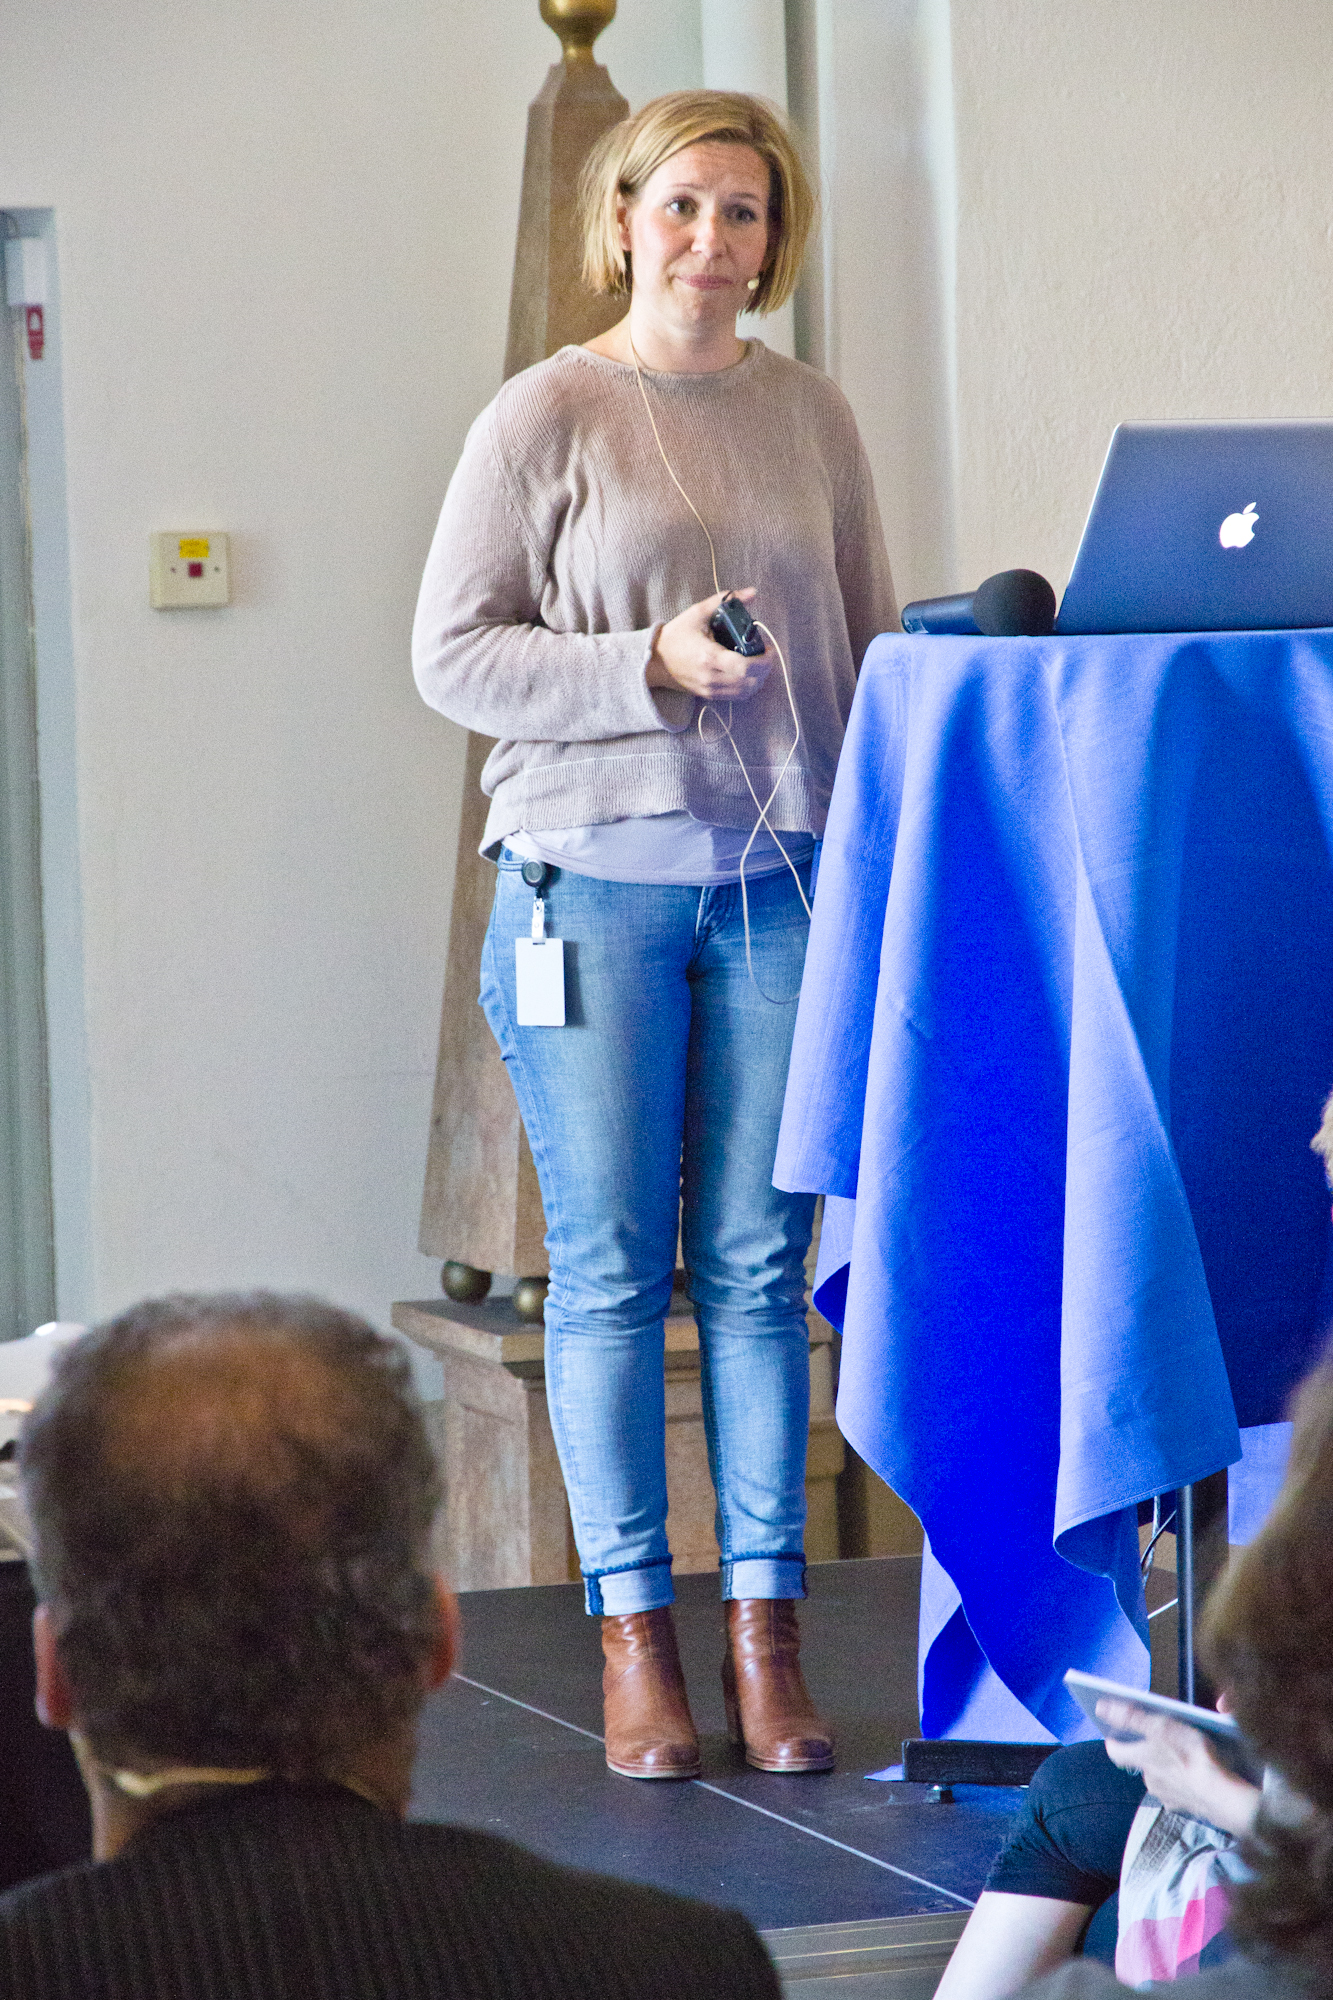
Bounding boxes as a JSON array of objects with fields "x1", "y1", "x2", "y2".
[
  {"x1": 411, "y1": 1557, "x2": 1022, "y2": 1945},
  {"x1": 1, "y1": 1550, "x2": 1175, "y2": 1993}
]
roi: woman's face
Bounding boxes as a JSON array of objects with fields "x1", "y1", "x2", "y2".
[{"x1": 618, "y1": 141, "x2": 774, "y2": 330}]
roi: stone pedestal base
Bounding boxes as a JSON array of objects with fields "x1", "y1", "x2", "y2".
[{"x1": 392, "y1": 1296, "x2": 843, "y2": 1593}]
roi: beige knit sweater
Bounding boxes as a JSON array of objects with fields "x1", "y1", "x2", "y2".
[{"x1": 411, "y1": 340, "x2": 898, "y2": 853}]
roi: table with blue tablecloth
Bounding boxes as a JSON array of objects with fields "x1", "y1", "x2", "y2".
[{"x1": 775, "y1": 631, "x2": 1333, "y2": 1742}]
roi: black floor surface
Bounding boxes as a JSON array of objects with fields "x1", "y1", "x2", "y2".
[{"x1": 410, "y1": 1557, "x2": 1028, "y2": 1933}]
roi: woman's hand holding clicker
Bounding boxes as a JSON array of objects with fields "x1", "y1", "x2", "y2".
[
  {"x1": 646, "y1": 588, "x2": 772, "y2": 702},
  {"x1": 1096, "y1": 1698, "x2": 1261, "y2": 1838}
]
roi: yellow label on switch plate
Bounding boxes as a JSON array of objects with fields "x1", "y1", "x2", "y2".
[{"x1": 178, "y1": 537, "x2": 210, "y2": 559}]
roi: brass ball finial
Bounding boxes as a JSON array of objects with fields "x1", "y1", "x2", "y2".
[{"x1": 540, "y1": 0, "x2": 616, "y2": 63}]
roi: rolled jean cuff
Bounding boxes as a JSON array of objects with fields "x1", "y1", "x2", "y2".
[
  {"x1": 723, "y1": 1555, "x2": 807, "y2": 1601},
  {"x1": 584, "y1": 1559, "x2": 675, "y2": 1617}
]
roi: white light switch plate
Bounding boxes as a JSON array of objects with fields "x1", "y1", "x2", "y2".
[
  {"x1": 149, "y1": 531, "x2": 230, "y2": 608},
  {"x1": 3, "y1": 239, "x2": 47, "y2": 308}
]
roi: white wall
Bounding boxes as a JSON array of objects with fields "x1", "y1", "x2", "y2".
[
  {"x1": 0, "y1": 0, "x2": 700, "y2": 1332},
  {"x1": 950, "y1": 0, "x2": 1333, "y2": 593},
  {"x1": 793, "y1": 0, "x2": 958, "y2": 604},
  {"x1": 784, "y1": 0, "x2": 1333, "y2": 606}
]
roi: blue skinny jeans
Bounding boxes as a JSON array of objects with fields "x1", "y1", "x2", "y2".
[{"x1": 480, "y1": 850, "x2": 818, "y2": 1615}]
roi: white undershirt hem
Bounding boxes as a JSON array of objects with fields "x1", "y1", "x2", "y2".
[{"x1": 505, "y1": 811, "x2": 814, "y2": 887}]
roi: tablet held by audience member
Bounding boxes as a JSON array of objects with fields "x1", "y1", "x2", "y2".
[{"x1": 1019, "y1": 1349, "x2": 1333, "y2": 1999}]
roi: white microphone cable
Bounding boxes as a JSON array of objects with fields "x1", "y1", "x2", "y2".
[{"x1": 629, "y1": 337, "x2": 812, "y2": 1002}]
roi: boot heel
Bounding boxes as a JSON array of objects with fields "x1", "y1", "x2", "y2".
[
  {"x1": 720, "y1": 1647, "x2": 745, "y2": 1748},
  {"x1": 721, "y1": 1657, "x2": 743, "y2": 1748}
]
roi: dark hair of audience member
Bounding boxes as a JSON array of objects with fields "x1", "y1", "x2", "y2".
[
  {"x1": 19, "y1": 1292, "x2": 442, "y2": 1778},
  {"x1": 1202, "y1": 1350, "x2": 1333, "y2": 1983}
]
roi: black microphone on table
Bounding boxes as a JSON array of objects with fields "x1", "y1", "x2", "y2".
[{"x1": 900, "y1": 568, "x2": 1057, "y2": 638}]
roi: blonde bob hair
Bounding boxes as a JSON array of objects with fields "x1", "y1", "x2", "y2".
[{"x1": 579, "y1": 90, "x2": 816, "y2": 316}]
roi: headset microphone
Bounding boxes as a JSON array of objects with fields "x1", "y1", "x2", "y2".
[{"x1": 901, "y1": 568, "x2": 1057, "y2": 638}]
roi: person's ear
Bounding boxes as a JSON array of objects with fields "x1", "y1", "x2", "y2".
[
  {"x1": 615, "y1": 191, "x2": 632, "y2": 255},
  {"x1": 427, "y1": 1573, "x2": 459, "y2": 1689},
  {"x1": 32, "y1": 1604, "x2": 76, "y2": 1731}
]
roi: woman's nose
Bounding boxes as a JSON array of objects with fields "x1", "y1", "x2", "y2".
[{"x1": 691, "y1": 209, "x2": 724, "y2": 253}]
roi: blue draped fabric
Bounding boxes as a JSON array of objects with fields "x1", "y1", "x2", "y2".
[{"x1": 775, "y1": 631, "x2": 1333, "y2": 1741}]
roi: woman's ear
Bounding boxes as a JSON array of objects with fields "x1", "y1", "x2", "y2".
[
  {"x1": 615, "y1": 191, "x2": 632, "y2": 254},
  {"x1": 33, "y1": 1603, "x2": 76, "y2": 1730}
]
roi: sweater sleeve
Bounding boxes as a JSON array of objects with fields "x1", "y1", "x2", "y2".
[
  {"x1": 411, "y1": 406, "x2": 695, "y2": 743},
  {"x1": 834, "y1": 434, "x2": 900, "y2": 668}
]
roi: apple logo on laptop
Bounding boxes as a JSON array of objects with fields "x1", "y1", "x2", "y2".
[{"x1": 1219, "y1": 502, "x2": 1259, "y2": 549}]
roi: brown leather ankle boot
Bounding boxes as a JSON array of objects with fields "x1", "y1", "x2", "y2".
[
  {"x1": 601, "y1": 1608, "x2": 701, "y2": 1780},
  {"x1": 722, "y1": 1598, "x2": 835, "y2": 1773}
]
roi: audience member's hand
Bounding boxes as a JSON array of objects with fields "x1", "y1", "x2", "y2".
[
  {"x1": 647, "y1": 588, "x2": 772, "y2": 702},
  {"x1": 1096, "y1": 1697, "x2": 1261, "y2": 1837}
]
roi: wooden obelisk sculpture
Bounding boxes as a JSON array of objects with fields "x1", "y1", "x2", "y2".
[{"x1": 418, "y1": 0, "x2": 627, "y2": 1312}]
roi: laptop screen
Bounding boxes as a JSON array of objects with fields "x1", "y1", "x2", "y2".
[{"x1": 1056, "y1": 420, "x2": 1333, "y2": 635}]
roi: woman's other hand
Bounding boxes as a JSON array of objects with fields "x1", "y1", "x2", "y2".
[
  {"x1": 1095, "y1": 1697, "x2": 1261, "y2": 1837},
  {"x1": 647, "y1": 588, "x2": 773, "y2": 702}
]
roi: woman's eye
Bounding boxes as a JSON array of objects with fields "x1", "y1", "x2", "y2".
[{"x1": 666, "y1": 199, "x2": 696, "y2": 217}]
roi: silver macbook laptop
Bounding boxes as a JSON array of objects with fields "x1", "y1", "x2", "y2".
[{"x1": 1056, "y1": 419, "x2": 1333, "y2": 635}]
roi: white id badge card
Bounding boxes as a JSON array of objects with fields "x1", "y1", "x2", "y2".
[{"x1": 515, "y1": 938, "x2": 566, "y2": 1026}]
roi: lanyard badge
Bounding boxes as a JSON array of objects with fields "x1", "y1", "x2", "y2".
[{"x1": 514, "y1": 863, "x2": 565, "y2": 1026}]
